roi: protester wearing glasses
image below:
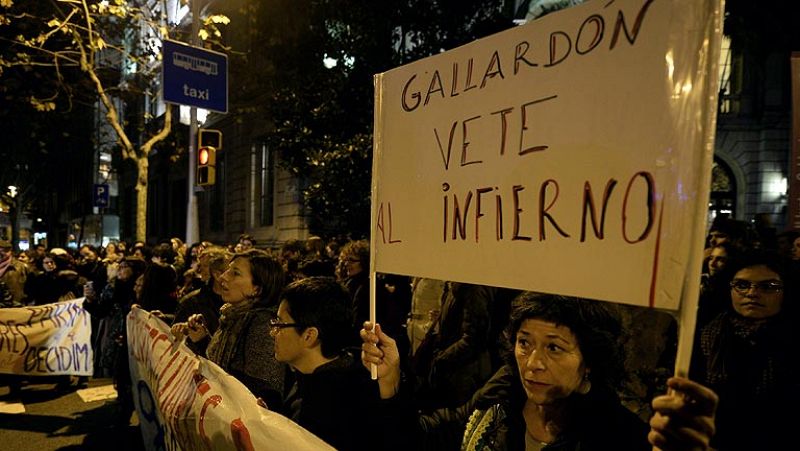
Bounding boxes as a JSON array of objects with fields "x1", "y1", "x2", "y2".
[
  {"x1": 691, "y1": 250, "x2": 798, "y2": 450},
  {"x1": 172, "y1": 249, "x2": 287, "y2": 411},
  {"x1": 268, "y1": 276, "x2": 382, "y2": 451}
]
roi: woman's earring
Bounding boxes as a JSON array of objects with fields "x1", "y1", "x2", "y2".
[{"x1": 577, "y1": 374, "x2": 592, "y2": 395}]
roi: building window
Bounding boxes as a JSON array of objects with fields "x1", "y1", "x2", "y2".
[
  {"x1": 718, "y1": 36, "x2": 741, "y2": 114},
  {"x1": 259, "y1": 143, "x2": 275, "y2": 227}
]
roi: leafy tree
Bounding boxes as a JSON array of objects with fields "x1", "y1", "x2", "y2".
[
  {"x1": 264, "y1": 0, "x2": 511, "y2": 238},
  {"x1": 0, "y1": 0, "x2": 228, "y2": 242}
]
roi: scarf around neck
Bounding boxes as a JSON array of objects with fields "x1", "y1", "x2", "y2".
[{"x1": 207, "y1": 298, "x2": 264, "y2": 370}]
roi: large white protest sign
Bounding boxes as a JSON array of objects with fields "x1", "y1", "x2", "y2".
[
  {"x1": 371, "y1": 0, "x2": 722, "y2": 311},
  {"x1": 0, "y1": 298, "x2": 92, "y2": 376},
  {"x1": 127, "y1": 307, "x2": 333, "y2": 451}
]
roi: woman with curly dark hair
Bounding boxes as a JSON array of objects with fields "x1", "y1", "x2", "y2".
[{"x1": 362, "y1": 292, "x2": 718, "y2": 451}]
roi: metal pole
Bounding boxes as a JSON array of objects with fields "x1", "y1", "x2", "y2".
[{"x1": 185, "y1": 0, "x2": 202, "y2": 245}]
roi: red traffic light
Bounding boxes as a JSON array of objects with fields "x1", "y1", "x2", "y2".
[
  {"x1": 197, "y1": 146, "x2": 216, "y2": 186},
  {"x1": 199, "y1": 147, "x2": 210, "y2": 165}
]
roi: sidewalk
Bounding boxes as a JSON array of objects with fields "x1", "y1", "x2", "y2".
[{"x1": 0, "y1": 376, "x2": 143, "y2": 451}]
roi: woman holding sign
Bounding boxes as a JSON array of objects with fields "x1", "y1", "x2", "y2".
[{"x1": 361, "y1": 292, "x2": 717, "y2": 450}]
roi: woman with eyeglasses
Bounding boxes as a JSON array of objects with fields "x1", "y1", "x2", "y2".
[
  {"x1": 172, "y1": 249, "x2": 288, "y2": 411},
  {"x1": 266, "y1": 277, "x2": 384, "y2": 451},
  {"x1": 691, "y1": 250, "x2": 798, "y2": 450}
]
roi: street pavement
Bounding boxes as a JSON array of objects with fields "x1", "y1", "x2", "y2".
[{"x1": 0, "y1": 376, "x2": 144, "y2": 451}]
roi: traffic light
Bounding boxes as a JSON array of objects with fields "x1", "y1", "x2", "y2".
[
  {"x1": 197, "y1": 146, "x2": 216, "y2": 186},
  {"x1": 199, "y1": 128, "x2": 222, "y2": 149},
  {"x1": 197, "y1": 128, "x2": 221, "y2": 187}
]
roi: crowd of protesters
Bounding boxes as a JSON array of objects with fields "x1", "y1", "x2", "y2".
[{"x1": 0, "y1": 223, "x2": 766, "y2": 449}]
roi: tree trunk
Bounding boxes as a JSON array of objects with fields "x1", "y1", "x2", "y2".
[{"x1": 135, "y1": 156, "x2": 149, "y2": 242}]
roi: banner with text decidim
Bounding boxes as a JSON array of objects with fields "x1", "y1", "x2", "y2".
[
  {"x1": 0, "y1": 298, "x2": 93, "y2": 376},
  {"x1": 127, "y1": 307, "x2": 333, "y2": 451},
  {"x1": 371, "y1": 0, "x2": 724, "y2": 311}
]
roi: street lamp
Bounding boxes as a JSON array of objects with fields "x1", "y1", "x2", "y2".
[{"x1": 7, "y1": 185, "x2": 18, "y2": 198}]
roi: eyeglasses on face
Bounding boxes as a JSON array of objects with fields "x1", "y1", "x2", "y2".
[
  {"x1": 269, "y1": 317, "x2": 305, "y2": 331},
  {"x1": 729, "y1": 279, "x2": 783, "y2": 294}
]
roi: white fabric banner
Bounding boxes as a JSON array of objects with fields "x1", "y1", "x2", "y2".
[
  {"x1": 371, "y1": 0, "x2": 723, "y2": 311},
  {"x1": 0, "y1": 298, "x2": 93, "y2": 376},
  {"x1": 127, "y1": 306, "x2": 333, "y2": 451}
]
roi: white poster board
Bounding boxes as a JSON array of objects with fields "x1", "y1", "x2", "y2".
[
  {"x1": 0, "y1": 298, "x2": 93, "y2": 376},
  {"x1": 127, "y1": 307, "x2": 333, "y2": 451},
  {"x1": 371, "y1": 0, "x2": 722, "y2": 312}
]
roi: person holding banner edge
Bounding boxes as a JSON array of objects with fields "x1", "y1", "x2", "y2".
[
  {"x1": 171, "y1": 249, "x2": 288, "y2": 412},
  {"x1": 361, "y1": 292, "x2": 717, "y2": 451}
]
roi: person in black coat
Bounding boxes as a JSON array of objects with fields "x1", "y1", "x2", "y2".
[
  {"x1": 269, "y1": 277, "x2": 384, "y2": 451},
  {"x1": 691, "y1": 250, "x2": 799, "y2": 450},
  {"x1": 25, "y1": 253, "x2": 82, "y2": 305}
]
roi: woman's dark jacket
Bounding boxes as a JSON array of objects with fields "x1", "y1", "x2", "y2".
[
  {"x1": 691, "y1": 311, "x2": 800, "y2": 450},
  {"x1": 25, "y1": 269, "x2": 81, "y2": 305},
  {"x1": 82, "y1": 280, "x2": 137, "y2": 380},
  {"x1": 381, "y1": 365, "x2": 649, "y2": 451},
  {"x1": 284, "y1": 349, "x2": 383, "y2": 451}
]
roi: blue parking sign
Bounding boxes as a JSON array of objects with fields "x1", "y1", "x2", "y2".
[
  {"x1": 93, "y1": 184, "x2": 110, "y2": 208},
  {"x1": 162, "y1": 40, "x2": 228, "y2": 113}
]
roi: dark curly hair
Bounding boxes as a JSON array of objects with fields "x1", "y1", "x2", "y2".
[{"x1": 504, "y1": 292, "x2": 625, "y2": 391}]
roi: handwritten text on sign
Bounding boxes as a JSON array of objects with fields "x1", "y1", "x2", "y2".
[
  {"x1": 0, "y1": 299, "x2": 92, "y2": 376},
  {"x1": 372, "y1": 0, "x2": 720, "y2": 309},
  {"x1": 127, "y1": 307, "x2": 332, "y2": 451}
]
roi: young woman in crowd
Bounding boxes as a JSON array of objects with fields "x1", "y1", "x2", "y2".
[
  {"x1": 82, "y1": 256, "x2": 146, "y2": 423},
  {"x1": 171, "y1": 249, "x2": 288, "y2": 410},
  {"x1": 697, "y1": 242, "x2": 742, "y2": 328},
  {"x1": 25, "y1": 252, "x2": 81, "y2": 305},
  {"x1": 691, "y1": 250, "x2": 798, "y2": 450}
]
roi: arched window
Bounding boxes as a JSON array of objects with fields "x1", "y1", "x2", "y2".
[{"x1": 708, "y1": 158, "x2": 736, "y2": 221}]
